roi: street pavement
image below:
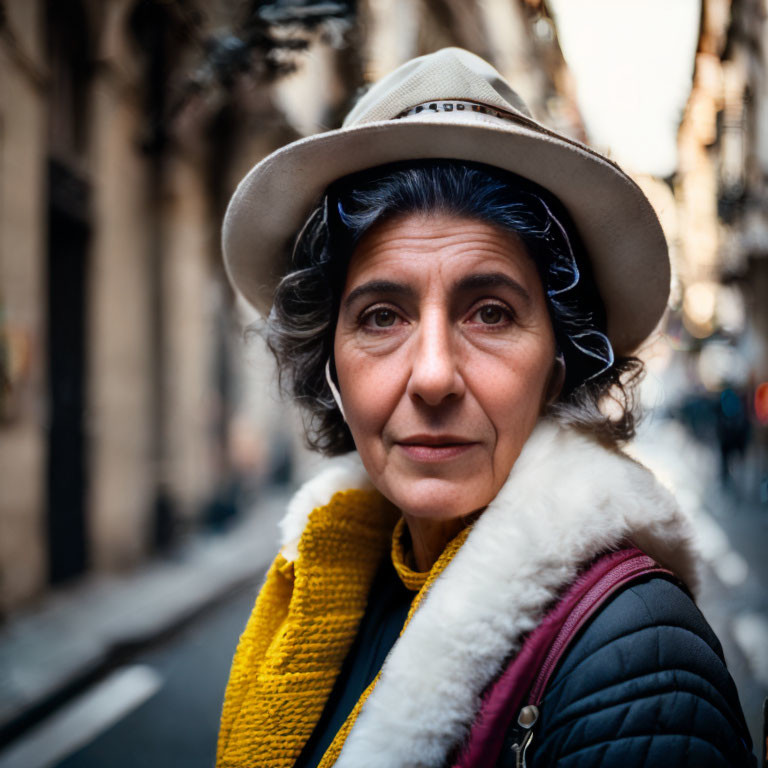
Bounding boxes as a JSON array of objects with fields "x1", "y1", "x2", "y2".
[
  {"x1": 0, "y1": 581, "x2": 260, "y2": 768},
  {"x1": 0, "y1": 416, "x2": 765, "y2": 766},
  {"x1": 55, "y1": 582, "x2": 260, "y2": 768},
  {"x1": 632, "y1": 415, "x2": 768, "y2": 755},
  {"x1": 0, "y1": 489, "x2": 288, "y2": 767}
]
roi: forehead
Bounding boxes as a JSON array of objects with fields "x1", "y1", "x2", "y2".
[{"x1": 344, "y1": 212, "x2": 541, "y2": 289}]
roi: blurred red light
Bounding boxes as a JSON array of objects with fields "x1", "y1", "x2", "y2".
[{"x1": 755, "y1": 383, "x2": 768, "y2": 425}]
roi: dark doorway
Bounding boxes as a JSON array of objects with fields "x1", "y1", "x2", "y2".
[
  {"x1": 46, "y1": 160, "x2": 90, "y2": 584},
  {"x1": 45, "y1": 0, "x2": 92, "y2": 584}
]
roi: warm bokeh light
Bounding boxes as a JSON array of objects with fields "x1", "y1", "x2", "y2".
[{"x1": 683, "y1": 281, "x2": 718, "y2": 337}]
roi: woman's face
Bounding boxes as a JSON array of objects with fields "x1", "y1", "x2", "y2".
[{"x1": 334, "y1": 212, "x2": 559, "y2": 521}]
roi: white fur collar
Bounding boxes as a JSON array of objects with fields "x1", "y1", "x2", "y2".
[{"x1": 280, "y1": 421, "x2": 699, "y2": 768}]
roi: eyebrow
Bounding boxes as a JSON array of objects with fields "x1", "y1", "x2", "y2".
[
  {"x1": 343, "y1": 280, "x2": 416, "y2": 308},
  {"x1": 455, "y1": 272, "x2": 531, "y2": 304},
  {"x1": 343, "y1": 272, "x2": 532, "y2": 309}
]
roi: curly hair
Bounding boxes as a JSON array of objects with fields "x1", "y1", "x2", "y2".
[{"x1": 265, "y1": 160, "x2": 644, "y2": 455}]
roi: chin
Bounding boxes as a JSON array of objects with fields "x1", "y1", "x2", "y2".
[{"x1": 384, "y1": 475, "x2": 492, "y2": 521}]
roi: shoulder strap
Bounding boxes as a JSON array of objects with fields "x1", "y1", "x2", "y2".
[
  {"x1": 452, "y1": 546, "x2": 676, "y2": 768},
  {"x1": 527, "y1": 547, "x2": 675, "y2": 705}
]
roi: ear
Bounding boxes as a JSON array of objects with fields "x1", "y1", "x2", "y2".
[{"x1": 543, "y1": 354, "x2": 566, "y2": 409}]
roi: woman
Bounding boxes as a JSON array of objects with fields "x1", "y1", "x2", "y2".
[{"x1": 217, "y1": 49, "x2": 756, "y2": 767}]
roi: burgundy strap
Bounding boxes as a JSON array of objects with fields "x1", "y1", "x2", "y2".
[{"x1": 452, "y1": 546, "x2": 675, "y2": 768}]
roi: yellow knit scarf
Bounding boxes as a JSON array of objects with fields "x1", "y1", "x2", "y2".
[{"x1": 216, "y1": 489, "x2": 470, "y2": 768}]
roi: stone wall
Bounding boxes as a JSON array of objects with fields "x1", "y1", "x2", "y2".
[{"x1": 0, "y1": 0, "x2": 48, "y2": 612}]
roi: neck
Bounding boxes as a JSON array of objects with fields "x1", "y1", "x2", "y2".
[{"x1": 402, "y1": 513, "x2": 470, "y2": 572}]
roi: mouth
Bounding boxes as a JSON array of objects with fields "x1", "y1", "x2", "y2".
[{"x1": 395, "y1": 436, "x2": 479, "y2": 462}]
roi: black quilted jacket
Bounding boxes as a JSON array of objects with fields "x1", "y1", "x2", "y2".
[{"x1": 515, "y1": 577, "x2": 756, "y2": 767}]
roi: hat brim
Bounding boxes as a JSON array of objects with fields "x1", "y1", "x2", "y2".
[{"x1": 222, "y1": 115, "x2": 669, "y2": 354}]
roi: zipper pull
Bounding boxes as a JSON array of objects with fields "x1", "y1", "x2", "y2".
[
  {"x1": 501, "y1": 705, "x2": 539, "y2": 768},
  {"x1": 515, "y1": 706, "x2": 539, "y2": 768}
]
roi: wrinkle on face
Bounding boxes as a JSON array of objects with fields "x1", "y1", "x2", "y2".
[{"x1": 334, "y1": 213, "x2": 559, "y2": 568}]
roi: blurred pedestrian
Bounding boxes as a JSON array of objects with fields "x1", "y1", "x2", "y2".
[
  {"x1": 217, "y1": 49, "x2": 755, "y2": 766},
  {"x1": 716, "y1": 386, "x2": 751, "y2": 489}
]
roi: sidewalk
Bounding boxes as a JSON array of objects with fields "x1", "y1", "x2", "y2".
[{"x1": 0, "y1": 487, "x2": 288, "y2": 744}]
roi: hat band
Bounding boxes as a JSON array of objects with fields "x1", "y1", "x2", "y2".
[{"x1": 395, "y1": 100, "x2": 521, "y2": 123}]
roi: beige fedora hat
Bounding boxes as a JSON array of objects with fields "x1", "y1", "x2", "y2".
[{"x1": 223, "y1": 47, "x2": 669, "y2": 355}]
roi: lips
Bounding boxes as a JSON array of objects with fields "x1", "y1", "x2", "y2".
[{"x1": 396, "y1": 435, "x2": 479, "y2": 462}]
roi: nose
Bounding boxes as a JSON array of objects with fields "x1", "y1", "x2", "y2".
[{"x1": 406, "y1": 310, "x2": 465, "y2": 406}]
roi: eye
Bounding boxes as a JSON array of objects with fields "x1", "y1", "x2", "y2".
[
  {"x1": 361, "y1": 307, "x2": 399, "y2": 328},
  {"x1": 471, "y1": 303, "x2": 513, "y2": 326}
]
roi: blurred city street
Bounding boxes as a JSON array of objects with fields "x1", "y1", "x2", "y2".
[
  {"x1": 1, "y1": 580, "x2": 262, "y2": 768},
  {"x1": 0, "y1": 489, "x2": 289, "y2": 768},
  {"x1": 2, "y1": 0, "x2": 768, "y2": 766},
  {"x1": 633, "y1": 414, "x2": 768, "y2": 753}
]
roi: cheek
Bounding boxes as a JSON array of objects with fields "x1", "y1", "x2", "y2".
[
  {"x1": 333, "y1": 341, "x2": 402, "y2": 444},
  {"x1": 477, "y1": 343, "x2": 555, "y2": 440}
]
